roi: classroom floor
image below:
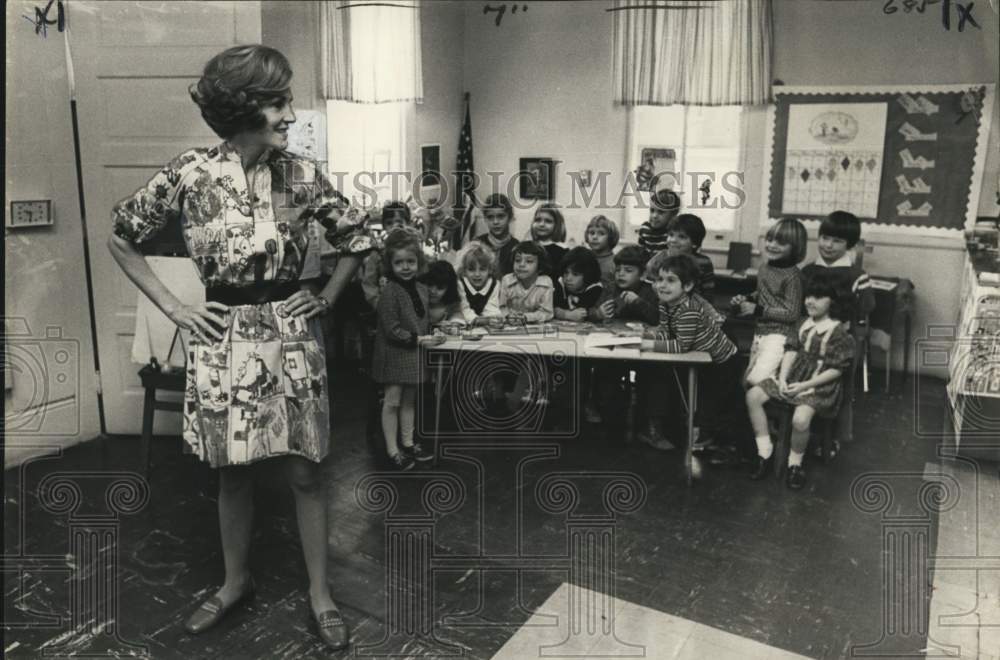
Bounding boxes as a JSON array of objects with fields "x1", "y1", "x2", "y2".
[{"x1": 4, "y1": 370, "x2": 998, "y2": 659}]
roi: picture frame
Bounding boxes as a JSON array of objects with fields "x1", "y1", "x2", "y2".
[
  {"x1": 637, "y1": 147, "x2": 678, "y2": 192},
  {"x1": 420, "y1": 144, "x2": 442, "y2": 187},
  {"x1": 519, "y1": 157, "x2": 556, "y2": 200}
]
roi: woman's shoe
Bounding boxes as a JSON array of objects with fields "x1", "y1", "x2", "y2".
[
  {"x1": 749, "y1": 454, "x2": 773, "y2": 480},
  {"x1": 403, "y1": 442, "x2": 433, "y2": 463},
  {"x1": 184, "y1": 579, "x2": 255, "y2": 634},
  {"x1": 786, "y1": 465, "x2": 807, "y2": 490},
  {"x1": 311, "y1": 607, "x2": 350, "y2": 651}
]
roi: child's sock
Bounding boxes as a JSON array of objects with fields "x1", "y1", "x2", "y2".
[
  {"x1": 788, "y1": 449, "x2": 805, "y2": 467},
  {"x1": 399, "y1": 403, "x2": 416, "y2": 448},
  {"x1": 755, "y1": 435, "x2": 773, "y2": 459}
]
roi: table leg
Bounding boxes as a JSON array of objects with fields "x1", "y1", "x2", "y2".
[
  {"x1": 433, "y1": 353, "x2": 444, "y2": 469},
  {"x1": 141, "y1": 386, "x2": 155, "y2": 478},
  {"x1": 902, "y1": 313, "x2": 911, "y2": 394},
  {"x1": 686, "y1": 366, "x2": 697, "y2": 486}
]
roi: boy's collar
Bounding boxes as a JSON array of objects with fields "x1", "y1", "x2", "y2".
[
  {"x1": 815, "y1": 253, "x2": 854, "y2": 268},
  {"x1": 802, "y1": 316, "x2": 839, "y2": 333}
]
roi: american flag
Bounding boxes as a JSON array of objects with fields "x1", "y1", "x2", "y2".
[{"x1": 453, "y1": 93, "x2": 477, "y2": 248}]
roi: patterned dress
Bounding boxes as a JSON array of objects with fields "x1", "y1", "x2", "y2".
[
  {"x1": 112, "y1": 142, "x2": 373, "y2": 468},
  {"x1": 758, "y1": 317, "x2": 856, "y2": 414}
]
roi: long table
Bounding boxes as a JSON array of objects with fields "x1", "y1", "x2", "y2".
[{"x1": 424, "y1": 325, "x2": 711, "y2": 485}]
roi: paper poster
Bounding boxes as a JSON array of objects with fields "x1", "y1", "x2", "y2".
[{"x1": 781, "y1": 102, "x2": 888, "y2": 218}]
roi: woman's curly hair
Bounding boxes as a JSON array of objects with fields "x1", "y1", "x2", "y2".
[{"x1": 189, "y1": 45, "x2": 293, "y2": 139}]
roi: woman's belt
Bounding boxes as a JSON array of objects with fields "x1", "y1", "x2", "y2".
[{"x1": 205, "y1": 282, "x2": 301, "y2": 306}]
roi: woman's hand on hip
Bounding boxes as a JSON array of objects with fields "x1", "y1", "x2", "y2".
[
  {"x1": 280, "y1": 290, "x2": 330, "y2": 320},
  {"x1": 168, "y1": 302, "x2": 230, "y2": 343}
]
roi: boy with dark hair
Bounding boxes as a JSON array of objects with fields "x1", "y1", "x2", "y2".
[
  {"x1": 800, "y1": 210, "x2": 874, "y2": 331},
  {"x1": 589, "y1": 244, "x2": 659, "y2": 325},
  {"x1": 666, "y1": 213, "x2": 715, "y2": 297},
  {"x1": 639, "y1": 255, "x2": 742, "y2": 453},
  {"x1": 637, "y1": 189, "x2": 681, "y2": 255}
]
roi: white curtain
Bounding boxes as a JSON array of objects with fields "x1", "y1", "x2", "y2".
[
  {"x1": 320, "y1": 0, "x2": 423, "y2": 104},
  {"x1": 612, "y1": 0, "x2": 772, "y2": 106}
]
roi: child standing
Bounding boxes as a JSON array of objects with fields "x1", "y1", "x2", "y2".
[
  {"x1": 371, "y1": 228, "x2": 446, "y2": 470},
  {"x1": 585, "y1": 215, "x2": 620, "y2": 287},
  {"x1": 638, "y1": 189, "x2": 680, "y2": 256},
  {"x1": 639, "y1": 255, "x2": 739, "y2": 450},
  {"x1": 499, "y1": 241, "x2": 554, "y2": 323},
  {"x1": 419, "y1": 260, "x2": 463, "y2": 325},
  {"x1": 732, "y1": 218, "x2": 807, "y2": 386},
  {"x1": 456, "y1": 241, "x2": 502, "y2": 322},
  {"x1": 666, "y1": 213, "x2": 715, "y2": 297},
  {"x1": 475, "y1": 194, "x2": 517, "y2": 276},
  {"x1": 745, "y1": 273, "x2": 856, "y2": 489},
  {"x1": 554, "y1": 247, "x2": 604, "y2": 321},
  {"x1": 530, "y1": 203, "x2": 568, "y2": 272},
  {"x1": 590, "y1": 245, "x2": 659, "y2": 325}
]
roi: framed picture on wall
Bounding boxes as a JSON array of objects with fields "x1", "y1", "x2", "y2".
[
  {"x1": 637, "y1": 147, "x2": 677, "y2": 192},
  {"x1": 420, "y1": 144, "x2": 441, "y2": 187},
  {"x1": 519, "y1": 157, "x2": 556, "y2": 200}
]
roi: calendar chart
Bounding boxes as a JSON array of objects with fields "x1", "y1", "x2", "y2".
[{"x1": 780, "y1": 103, "x2": 888, "y2": 219}]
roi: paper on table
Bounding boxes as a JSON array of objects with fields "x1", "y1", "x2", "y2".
[
  {"x1": 585, "y1": 334, "x2": 643, "y2": 350},
  {"x1": 586, "y1": 346, "x2": 642, "y2": 359}
]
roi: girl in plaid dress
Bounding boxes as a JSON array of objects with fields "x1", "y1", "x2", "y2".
[
  {"x1": 746, "y1": 273, "x2": 856, "y2": 490},
  {"x1": 371, "y1": 229, "x2": 445, "y2": 469}
]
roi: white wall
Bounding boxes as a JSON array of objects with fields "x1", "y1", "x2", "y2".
[
  {"x1": 462, "y1": 1, "x2": 629, "y2": 242},
  {"x1": 5, "y1": 1, "x2": 102, "y2": 467}
]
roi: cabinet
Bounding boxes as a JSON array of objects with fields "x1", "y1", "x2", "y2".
[{"x1": 946, "y1": 253, "x2": 1000, "y2": 455}]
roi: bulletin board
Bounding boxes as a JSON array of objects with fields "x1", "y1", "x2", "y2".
[{"x1": 765, "y1": 84, "x2": 994, "y2": 233}]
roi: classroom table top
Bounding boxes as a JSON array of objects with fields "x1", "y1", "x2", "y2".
[{"x1": 428, "y1": 321, "x2": 712, "y2": 364}]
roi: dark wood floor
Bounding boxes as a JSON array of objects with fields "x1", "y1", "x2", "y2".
[{"x1": 3, "y1": 368, "x2": 952, "y2": 659}]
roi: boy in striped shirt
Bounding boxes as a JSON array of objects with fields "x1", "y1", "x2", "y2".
[
  {"x1": 637, "y1": 189, "x2": 680, "y2": 257},
  {"x1": 638, "y1": 255, "x2": 743, "y2": 454}
]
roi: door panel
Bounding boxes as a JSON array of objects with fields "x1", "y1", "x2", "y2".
[{"x1": 72, "y1": 1, "x2": 260, "y2": 434}]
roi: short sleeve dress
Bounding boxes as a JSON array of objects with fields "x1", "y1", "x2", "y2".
[
  {"x1": 758, "y1": 317, "x2": 856, "y2": 414},
  {"x1": 111, "y1": 142, "x2": 373, "y2": 468}
]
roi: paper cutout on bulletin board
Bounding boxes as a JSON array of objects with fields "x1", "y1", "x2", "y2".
[
  {"x1": 781, "y1": 102, "x2": 887, "y2": 219},
  {"x1": 286, "y1": 109, "x2": 327, "y2": 162}
]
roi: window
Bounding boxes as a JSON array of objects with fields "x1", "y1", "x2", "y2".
[
  {"x1": 326, "y1": 100, "x2": 414, "y2": 209},
  {"x1": 625, "y1": 105, "x2": 747, "y2": 249}
]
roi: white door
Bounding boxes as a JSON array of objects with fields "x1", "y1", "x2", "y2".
[{"x1": 71, "y1": 1, "x2": 261, "y2": 434}]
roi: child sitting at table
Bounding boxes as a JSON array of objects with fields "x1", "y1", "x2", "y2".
[
  {"x1": 530, "y1": 203, "x2": 568, "y2": 272},
  {"x1": 585, "y1": 214, "x2": 620, "y2": 287},
  {"x1": 638, "y1": 254, "x2": 738, "y2": 451},
  {"x1": 638, "y1": 189, "x2": 680, "y2": 256},
  {"x1": 499, "y1": 241, "x2": 554, "y2": 324},
  {"x1": 731, "y1": 217, "x2": 807, "y2": 387},
  {"x1": 666, "y1": 213, "x2": 715, "y2": 297},
  {"x1": 456, "y1": 241, "x2": 501, "y2": 322},
  {"x1": 475, "y1": 193, "x2": 517, "y2": 276},
  {"x1": 590, "y1": 244, "x2": 659, "y2": 326},
  {"x1": 419, "y1": 260, "x2": 463, "y2": 325},
  {"x1": 500, "y1": 241, "x2": 555, "y2": 406},
  {"x1": 745, "y1": 272, "x2": 856, "y2": 489},
  {"x1": 554, "y1": 247, "x2": 604, "y2": 321}
]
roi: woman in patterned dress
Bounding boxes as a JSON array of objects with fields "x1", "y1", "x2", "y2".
[{"x1": 108, "y1": 45, "x2": 370, "y2": 650}]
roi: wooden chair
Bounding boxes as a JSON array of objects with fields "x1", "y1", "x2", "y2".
[{"x1": 137, "y1": 362, "x2": 185, "y2": 477}]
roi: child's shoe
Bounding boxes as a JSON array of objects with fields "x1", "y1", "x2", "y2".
[
  {"x1": 812, "y1": 440, "x2": 840, "y2": 460},
  {"x1": 583, "y1": 402, "x2": 603, "y2": 424},
  {"x1": 786, "y1": 465, "x2": 807, "y2": 490},
  {"x1": 403, "y1": 442, "x2": 433, "y2": 463},
  {"x1": 389, "y1": 452, "x2": 415, "y2": 471},
  {"x1": 637, "y1": 419, "x2": 676, "y2": 451}
]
